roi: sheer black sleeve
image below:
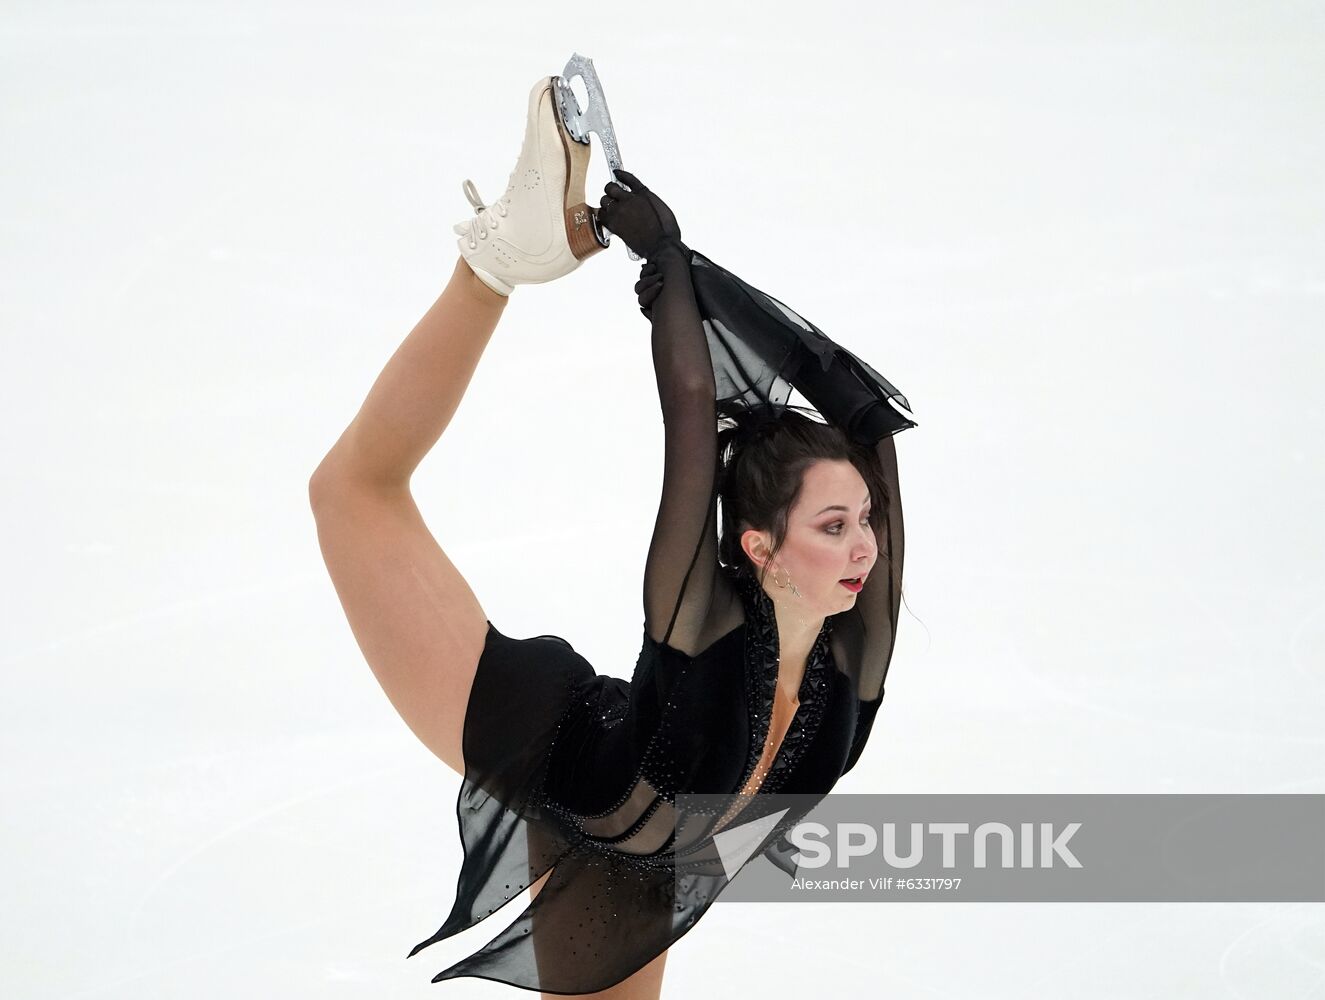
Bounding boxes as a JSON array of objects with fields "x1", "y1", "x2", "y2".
[{"x1": 640, "y1": 243, "x2": 734, "y2": 657}]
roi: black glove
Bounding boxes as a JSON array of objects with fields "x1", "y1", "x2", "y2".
[
  {"x1": 597, "y1": 168, "x2": 684, "y2": 261},
  {"x1": 634, "y1": 260, "x2": 664, "y2": 320}
]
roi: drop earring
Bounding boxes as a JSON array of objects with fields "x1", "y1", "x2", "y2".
[{"x1": 772, "y1": 564, "x2": 802, "y2": 598}]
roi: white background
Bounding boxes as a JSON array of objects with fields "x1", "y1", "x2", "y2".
[{"x1": 4, "y1": 1, "x2": 1322, "y2": 996}]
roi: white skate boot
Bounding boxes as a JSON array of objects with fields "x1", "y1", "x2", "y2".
[{"x1": 453, "y1": 76, "x2": 607, "y2": 295}]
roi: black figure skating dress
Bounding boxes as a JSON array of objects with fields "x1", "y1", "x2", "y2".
[{"x1": 407, "y1": 245, "x2": 917, "y2": 994}]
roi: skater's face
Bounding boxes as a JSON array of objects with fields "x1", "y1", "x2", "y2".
[{"x1": 742, "y1": 459, "x2": 878, "y2": 618}]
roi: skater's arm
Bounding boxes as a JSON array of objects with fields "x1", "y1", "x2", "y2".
[
  {"x1": 597, "y1": 169, "x2": 730, "y2": 654},
  {"x1": 647, "y1": 246, "x2": 715, "y2": 400},
  {"x1": 841, "y1": 436, "x2": 899, "y2": 775},
  {"x1": 640, "y1": 245, "x2": 724, "y2": 654},
  {"x1": 853, "y1": 426, "x2": 903, "y2": 703}
]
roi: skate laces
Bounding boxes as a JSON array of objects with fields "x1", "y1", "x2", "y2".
[{"x1": 453, "y1": 179, "x2": 508, "y2": 249}]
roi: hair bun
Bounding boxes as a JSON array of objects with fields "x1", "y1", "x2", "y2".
[{"x1": 723, "y1": 404, "x2": 782, "y2": 446}]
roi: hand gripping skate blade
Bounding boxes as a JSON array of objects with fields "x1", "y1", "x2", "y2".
[{"x1": 552, "y1": 53, "x2": 640, "y2": 261}]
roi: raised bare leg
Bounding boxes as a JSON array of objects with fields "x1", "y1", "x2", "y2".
[{"x1": 309, "y1": 256, "x2": 507, "y2": 776}]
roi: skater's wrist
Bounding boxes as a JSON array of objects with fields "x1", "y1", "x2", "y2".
[{"x1": 649, "y1": 239, "x2": 691, "y2": 269}]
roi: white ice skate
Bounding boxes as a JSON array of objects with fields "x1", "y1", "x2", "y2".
[{"x1": 454, "y1": 68, "x2": 616, "y2": 295}]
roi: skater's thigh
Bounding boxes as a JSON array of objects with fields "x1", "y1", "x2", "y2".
[{"x1": 311, "y1": 480, "x2": 487, "y2": 776}]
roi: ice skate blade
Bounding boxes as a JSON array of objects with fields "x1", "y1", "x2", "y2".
[{"x1": 552, "y1": 53, "x2": 640, "y2": 262}]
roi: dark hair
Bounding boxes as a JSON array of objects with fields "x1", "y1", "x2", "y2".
[{"x1": 716, "y1": 405, "x2": 893, "y2": 588}]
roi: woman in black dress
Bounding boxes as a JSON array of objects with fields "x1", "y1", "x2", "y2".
[{"x1": 310, "y1": 77, "x2": 916, "y2": 998}]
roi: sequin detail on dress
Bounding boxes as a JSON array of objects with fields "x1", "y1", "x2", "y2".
[{"x1": 729, "y1": 563, "x2": 835, "y2": 799}]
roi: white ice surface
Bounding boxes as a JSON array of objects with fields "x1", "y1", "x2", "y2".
[{"x1": 2, "y1": 1, "x2": 1323, "y2": 997}]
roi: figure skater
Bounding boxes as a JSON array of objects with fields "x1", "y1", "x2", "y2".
[{"x1": 310, "y1": 74, "x2": 916, "y2": 998}]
